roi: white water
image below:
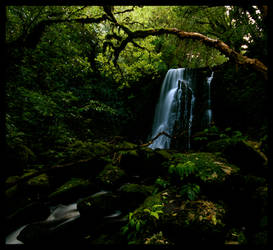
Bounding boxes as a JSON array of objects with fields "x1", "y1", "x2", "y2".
[
  {"x1": 5, "y1": 225, "x2": 28, "y2": 244},
  {"x1": 149, "y1": 68, "x2": 195, "y2": 149},
  {"x1": 6, "y1": 203, "x2": 80, "y2": 245},
  {"x1": 205, "y1": 72, "x2": 214, "y2": 126}
]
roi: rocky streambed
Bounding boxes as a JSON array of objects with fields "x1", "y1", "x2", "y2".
[{"x1": 5, "y1": 137, "x2": 268, "y2": 245}]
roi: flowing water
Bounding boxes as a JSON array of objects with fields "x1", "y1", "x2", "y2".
[
  {"x1": 149, "y1": 68, "x2": 196, "y2": 149},
  {"x1": 205, "y1": 72, "x2": 214, "y2": 126},
  {"x1": 5, "y1": 203, "x2": 80, "y2": 244}
]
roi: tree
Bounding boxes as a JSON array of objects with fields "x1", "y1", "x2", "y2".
[{"x1": 6, "y1": 6, "x2": 267, "y2": 80}]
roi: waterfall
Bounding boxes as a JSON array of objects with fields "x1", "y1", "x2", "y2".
[
  {"x1": 204, "y1": 72, "x2": 214, "y2": 126},
  {"x1": 148, "y1": 68, "x2": 195, "y2": 150}
]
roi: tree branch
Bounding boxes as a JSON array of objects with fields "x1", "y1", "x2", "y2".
[
  {"x1": 140, "y1": 131, "x2": 174, "y2": 147},
  {"x1": 112, "y1": 28, "x2": 267, "y2": 79}
]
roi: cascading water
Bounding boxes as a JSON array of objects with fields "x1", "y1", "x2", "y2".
[
  {"x1": 204, "y1": 72, "x2": 214, "y2": 126},
  {"x1": 148, "y1": 68, "x2": 195, "y2": 150}
]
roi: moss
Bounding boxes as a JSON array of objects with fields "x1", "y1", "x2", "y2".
[
  {"x1": 116, "y1": 141, "x2": 138, "y2": 149},
  {"x1": 5, "y1": 176, "x2": 20, "y2": 186},
  {"x1": 155, "y1": 149, "x2": 172, "y2": 161},
  {"x1": 62, "y1": 140, "x2": 113, "y2": 163},
  {"x1": 26, "y1": 173, "x2": 49, "y2": 188},
  {"x1": 6, "y1": 184, "x2": 19, "y2": 199},
  {"x1": 206, "y1": 138, "x2": 234, "y2": 152},
  {"x1": 97, "y1": 164, "x2": 126, "y2": 187},
  {"x1": 119, "y1": 183, "x2": 154, "y2": 197},
  {"x1": 21, "y1": 169, "x2": 39, "y2": 179},
  {"x1": 140, "y1": 193, "x2": 163, "y2": 209},
  {"x1": 48, "y1": 178, "x2": 91, "y2": 201}
]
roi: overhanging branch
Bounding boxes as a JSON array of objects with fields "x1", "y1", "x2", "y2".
[{"x1": 112, "y1": 28, "x2": 267, "y2": 79}]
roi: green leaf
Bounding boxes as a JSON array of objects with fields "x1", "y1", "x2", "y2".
[
  {"x1": 136, "y1": 221, "x2": 141, "y2": 232},
  {"x1": 150, "y1": 211, "x2": 159, "y2": 219}
]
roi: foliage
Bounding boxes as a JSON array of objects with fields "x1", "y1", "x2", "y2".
[
  {"x1": 5, "y1": 5, "x2": 267, "y2": 176},
  {"x1": 168, "y1": 160, "x2": 197, "y2": 180},
  {"x1": 193, "y1": 125, "x2": 248, "y2": 144},
  {"x1": 180, "y1": 183, "x2": 200, "y2": 201},
  {"x1": 144, "y1": 231, "x2": 171, "y2": 245}
]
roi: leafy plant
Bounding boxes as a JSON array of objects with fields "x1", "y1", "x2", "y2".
[
  {"x1": 121, "y1": 212, "x2": 146, "y2": 244},
  {"x1": 143, "y1": 204, "x2": 164, "y2": 220},
  {"x1": 154, "y1": 177, "x2": 170, "y2": 189},
  {"x1": 180, "y1": 183, "x2": 200, "y2": 200},
  {"x1": 168, "y1": 161, "x2": 196, "y2": 180}
]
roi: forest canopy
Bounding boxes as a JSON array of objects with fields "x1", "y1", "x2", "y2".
[{"x1": 5, "y1": 5, "x2": 268, "y2": 168}]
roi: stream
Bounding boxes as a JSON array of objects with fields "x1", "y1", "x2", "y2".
[{"x1": 5, "y1": 190, "x2": 123, "y2": 244}]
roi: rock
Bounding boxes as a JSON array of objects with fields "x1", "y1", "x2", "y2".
[
  {"x1": 167, "y1": 152, "x2": 239, "y2": 185},
  {"x1": 118, "y1": 183, "x2": 155, "y2": 210},
  {"x1": 6, "y1": 202, "x2": 50, "y2": 236},
  {"x1": 118, "y1": 147, "x2": 171, "y2": 177},
  {"x1": 24, "y1": 173, "x2": 50, "y2": 199},
  {"x1": 17, "y1": 215, "x2": 81, "y2": 243},
  {"x1": 17, "y1": 203, "x2": 82, "y2": 243},
  {"x1": 77, "y1": 191, "x2": 121, "y2": 219},
  {"x1": 118, "y1": 149, "x2": 141, "y2": 175},
  {"x1": 96, "y1": 164, "x2": 127, "y2": 189},
  {"x1": 5, "y1": 176, "x2": 20, "y2": 189},
  {"x1": 128, "y1": 189, "x2": 226, "y2": 244},
  {"x1": 48, "y1": 178, "x2": 98, "y2": 205},
  {"x1": 206, "y1": 139, "x2": 268, "y2": 176}
]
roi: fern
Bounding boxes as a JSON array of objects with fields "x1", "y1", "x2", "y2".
[
  {"x1": 180, "y1": 183, "x2": 200, "y2": 200},
  {"x1": 168, "y1": 161, "x2": 196, "y2": 180}
]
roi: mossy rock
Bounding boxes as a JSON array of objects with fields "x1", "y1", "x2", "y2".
[
  {"x1": 48, "y1": 178, "x2": 98, "y2": 204},
  {"x1": 206, "y1": 139, "x2": 268, "y2": 176},
  {"x1": 116, "y1": 140, "x2": 138, "y2": 149},
  {"x1": 97, "y1": 164, "x2": 127, "y2": 188},
  {"x1": 118, "y1": 147, "x2": 171, "y2": 177},
  {"x1": 168, "y1": 152, "x2": 239, "y2": 185},
  {"x1": 118, "y1": 149, "x2": 141, "y2": 174},
  {"x1": 5, "y1": 176, "x2": 20, "y2": 188},
  {"x1": 6, "y1": 202, "x2": 50, "y2": 236},
  {"x1": 154, "y1": 149, "x2": 173, "y2": 161},
  {"x1": 26, "y1": 173, "x2": 50, "y2": 189},
  {"x1": 77, "y1": 191, "x2": 121, "y2": 219},
  {"x1": 162, "y1": 199, "x2": 226, "y2": 244},
  {"x1": 118, "y1": 183, "x2": 155, "y2": 210},
  {"x1": 128, "y1": 189, "x2": 226, "y2": 244},
  {"x1": 61, "y1": 140, "x2": 113, "y2": 163}
]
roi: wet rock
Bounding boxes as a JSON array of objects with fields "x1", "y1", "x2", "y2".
[
  {"x1": 77, "y1": 191, "x2": 121, "y2": 219},
  {"x1": 6, "y1": 202, "x2": 50, "y2": 236},
  {"x1": 48, "y1": 178, "x2": 98, "y2": 205},
  {"x1": 16, "y1": 203, "x2": 81, "y2": 244}
]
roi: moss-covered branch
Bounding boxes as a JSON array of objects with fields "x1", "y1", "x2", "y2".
[{"x1": 113, "y1": 27, "x2": 267, "y2": 79}]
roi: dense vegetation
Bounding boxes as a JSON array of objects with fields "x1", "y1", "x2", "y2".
[{"x1": 5, "y1": 5, "x2": 268, "y2": 246}]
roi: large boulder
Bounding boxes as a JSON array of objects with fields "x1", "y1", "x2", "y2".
[
  {"x1": 17, "y1": 203, "x2": 81, "y2": 244},
  {"x1": 117, "y1": 183, "x2": 155, "y2": 210},
  {"x1": 5, "y1": 202, "x2": 50, "y2": 236},
  {"x1": 48, "y1": 178, "x2": 98, "y2": 205},
  {"x1": 117, "y1": 147, "x2": 172, "y2": 178},
  {"x1": 125, "y1": 188, "x2": 226, "y2": 244},
  {"x1": 77, "y1": 191, "x2": 121, "y2": 220},
  {"x1": 205, "y1": 139, "x2": 268, "y2": 176}
]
